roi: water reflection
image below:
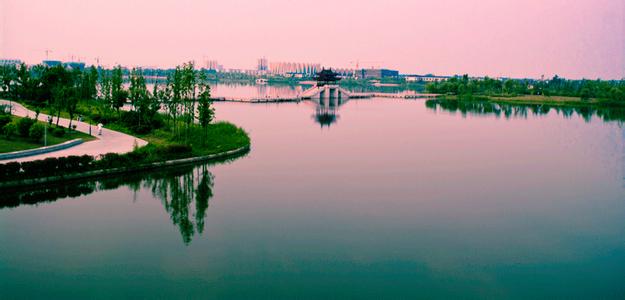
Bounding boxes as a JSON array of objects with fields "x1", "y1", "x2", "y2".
[
  {"x1": 0, "y1": 164, "x2": 217, "y2": 245},
  {"x1": 425, "y1": 98, "x2": 625, "y2": 123},
  {"x1": 310, "y1": 95, "x2": 349, "y2": 127},
  {"x1": 149, "y1": 167, "x2": 214, "y2": 244}
]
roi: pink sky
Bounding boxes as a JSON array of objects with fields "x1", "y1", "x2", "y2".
[{"x1": 1, "y1": 0, "x2": 624, "y2": 79}]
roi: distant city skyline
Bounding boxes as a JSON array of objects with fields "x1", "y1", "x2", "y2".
[{"x1": 1, "y1": 0, "x2": 624, "y2": 79}]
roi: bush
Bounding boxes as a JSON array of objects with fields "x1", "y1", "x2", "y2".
[
  {"x1": 16, "y1": 117, "x2": 35, "y2": 137},
  {"x1": 0, "y1": 162, "x2": 21, "y2": 181},
  {"x1": 96, "y1": 153, "x2": 129, "y2": 169},
  {"x1": 29, "y1": 123, "x2": 45, "y2": 141},
  {"x1": 155, "y1": 144, "x2": 192, "y2": 159},
  {"x1": 0, "y1": 115, "x2": 11, "y2": 128},
  {"x1": 0, "y1": 155, "x2": 97, "y2": 181},
  {"x1": 3, "y1": 122, "x2": 16, "y2": 139},
  {"x1": 52, "y1": 127, "x2": 65, "y2": 137},
  {"x1": 20, "y1": 159, "x2": 48, "y2": 178}
]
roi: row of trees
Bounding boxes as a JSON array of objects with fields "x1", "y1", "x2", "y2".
[
  {"x1": 425, "y1": 75, "x2": 625, "y2": 102},
  {"x1": 0, "y1": 62, "x2": 215, "y2": 143}
]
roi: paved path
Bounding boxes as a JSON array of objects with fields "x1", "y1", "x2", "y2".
[{"x1": 1, "y1": 100, "x2": 148, "y2": 163}]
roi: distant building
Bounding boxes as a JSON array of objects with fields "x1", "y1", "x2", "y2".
[
  {"x1": 404, "y1": 74, "x2": 449, "y2": 82},
  {"x1": 0, "y1": 59, "x2": 22, "y2": 66},
  {"x1": 257, "y1": 57, "x2": 268, "y2": 71},
  {"x1": 42, "y1": 60, "x2": 63, "y2": 67},
  {"x1": 269, "y1": 61, "x2": 320, "y2": 76},
  {"x1": 359, "y1": 68, "x2": 399, "y2": 79},
  {"x1": 63, "y1": 62, "x2": 85, "y2": 70},
  {"x1": 205, "y1": 60, "x2": 223, "y2": 72},
  {"x1": 333, "y1": 68, "x2": 356, "y2": 78}
]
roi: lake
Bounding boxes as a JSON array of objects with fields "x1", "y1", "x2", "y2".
[{"x1": 1, "y1": 86, "x2": 625, "y2": 299}]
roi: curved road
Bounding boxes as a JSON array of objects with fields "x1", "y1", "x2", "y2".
[{"x1": 1, "y1": 100, "x2": 148, "y2": 163}]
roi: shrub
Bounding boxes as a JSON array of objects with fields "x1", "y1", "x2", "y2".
[
  {"x1": 79, "y1": 155, "x2": 94, "y2": 171},
  {"x1": 155, "y1": 144, "x2": 192, "y2": 159},
  {"x1": 16, "y1": 117, "x2": 35, "y2": 137},
  {"x1": 29, "y1": 123, "x2": 45, "y2": 141},
  {"x1": 0, "y1": 162, "x2": 21, "y2": 180},
  {"x1": 96, "y1": 153, "x2": 129, "y2": 169},
  {"x1": 20, "y1": 160, "x2": 47, "y2": 178},
  {"x1": 3, "y1": 122, "x2": 16, "y2": 139},
  {"x1": 52, "y1": 127, "x2": 65, "y2": 137},
  {"x1": 0, "y1": 155, "x2": 97, "y2": 181},
  {"x1": 38, "y1": 157, "x2": 60, "y2": 177},
  {"x1": 0, "y1": 115, "x2": 11, "y2": 128}
]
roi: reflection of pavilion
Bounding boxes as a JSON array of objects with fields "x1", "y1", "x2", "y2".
[
  {"x1": 311, "y1": 92, "x2": 348, "y2": 127},
  {"x1": 314, "y1": 105, "x2": 339, "y2": 127}
]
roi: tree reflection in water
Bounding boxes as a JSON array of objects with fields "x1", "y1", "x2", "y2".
[
  {"x1": 148, "y1": 167, "x2": 214, "y2": 244},
  {"x1": 425, "y1": 98, "x2": 625, "y2": 123},
  {"x1": 0, "y1": 164, "x2": 216, "y2": 245}
]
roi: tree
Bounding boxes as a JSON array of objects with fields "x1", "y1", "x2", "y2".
[
  {"x1": 610, "y1": 87, "x2": 624, "y2": 102},
  {"x1": 66, "y1": 86, "x2": 80, "y2": 130},
  {"x1": 181, "y1": 62, "x2": 197, "y2": 141},
  {"x1": 51, "y1": 86, "x2": 67, "y2": 126},
  {"x1": 110, "y1": 66, "x2": 125, "y2": 114},
  {"x1": 128, "y1": 68, "x2": 149, "y2": 127},
  {"x1": 197, "y1": 72, "x2": 214, "y2": 132},
  {"x1": 112, "y1": 89, "x2": 128, "y2": 116},
  {"x1": 580, "y1": 87, "x2": 592, "y2": 101},
  {"x1": 98, "y1": 69, "x2": 112, "y2": 102},
  {"x1": 0, "y1": 65, "x2": 17, "y2": 99}
]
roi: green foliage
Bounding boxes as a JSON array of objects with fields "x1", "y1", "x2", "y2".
[
  {"x1": 0, "y1": 162, "x2": 21, "y2": 180},
  {"x1": 28, "y1": 123, "x2": 45, "y2": 141},
  {"x1": 197, "y1": 72, "x2": 214, "y2": 129},
  {"x1": 16, "y1": 117, "x2": 35, "y2": 137},
  {"x1": 3, "y1": 122, "x2": 16, "y2": 139},
  {"x1": 52, "y1": 127, "x2": 65, "y2": 137},
  {"x1": 0, "y1": 115, "x2": 12, "y2": 128},
  {"x1": 426, "y1": 74, "x2": 625, "y2": 102}
]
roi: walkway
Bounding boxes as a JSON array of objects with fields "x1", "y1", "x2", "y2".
[{"x1": 0, "y1": 100, "x2": 148, "y2": 163}]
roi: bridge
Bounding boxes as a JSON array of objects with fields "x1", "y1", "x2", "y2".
[
  {"x1": 211, "y1": 85, "x2": 437, "y2": 103},
  {"x1": 301, "y1": 84, "x2": 353, "y2": 99}
]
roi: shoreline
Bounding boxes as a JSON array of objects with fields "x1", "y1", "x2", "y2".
[
  {"x1": 433, "y1": 94, "x2": 625, "y2": 108},
  {"x1": 0, "y1": 145, "x2": 250, "y2": 190}
]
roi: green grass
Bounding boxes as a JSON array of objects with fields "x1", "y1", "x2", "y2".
[
  {"x1": 108, "y1": 121, "x2": 250, "y2": 157},
  {"x1": 0, "y1": 116, "x2": 97, "y2": 153}
]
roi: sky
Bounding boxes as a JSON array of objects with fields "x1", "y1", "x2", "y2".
[{"x1": 1, "y1": 0, "x2": 624, "y2": 79}]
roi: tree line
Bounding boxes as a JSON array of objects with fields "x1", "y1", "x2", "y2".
[
  {"x1": 0, "y1": 61, "x2": 215, "y2": 144},
  {"x1": 425, "y1": 75, "x2": 625, "y2": 103}
]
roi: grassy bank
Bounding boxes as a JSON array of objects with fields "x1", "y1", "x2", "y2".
[
  {"x1": 0, "y1": 115, "x2": 96, "y2": 153},
  {"x1": 107, "y1": 120, "x2": 250, "y2": 158},
  {"x1": 435, "y1": 94, "x2": 625, "y2": 108}
]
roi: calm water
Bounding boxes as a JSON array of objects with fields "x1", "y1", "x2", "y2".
[{"x1": 2, "y1": 91, "x2": 625, "y2": 298}]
